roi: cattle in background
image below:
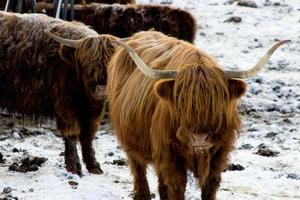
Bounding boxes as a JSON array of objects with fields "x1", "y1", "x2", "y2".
[
  {"x1": 105, "y1": 31, "x2": 286, "y2": 199},
  {"x1": 0, "y1": 0, "x2": 136, "y2": 11},
  {"x1": 24, "y1": 2, "x2": 196, "y2": 43},
  {"x1": 0, "y1": 11, "x2": 120, "y2": 176}
]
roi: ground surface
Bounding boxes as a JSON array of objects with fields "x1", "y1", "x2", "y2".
[{"x1": 1, "y1": 0, "x2": 300, "y2": 199}]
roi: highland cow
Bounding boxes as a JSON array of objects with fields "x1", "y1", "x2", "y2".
[
  {"x1": 0, "y1": 11, "x2": 120, "y2": 176},
  {"x1": 104, "y1": 31, "x2": 286, "y2": 199},
  {"x1": 0, "y1": 0, "x2": 136, "y2": 12},
  {"x1": 33, "y1": 3, "x2": 196, "y2": 42}
]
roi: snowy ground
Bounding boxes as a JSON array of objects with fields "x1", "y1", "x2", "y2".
[{"x1": 1, "y1": 0, "x2": 300, "y2": 199}]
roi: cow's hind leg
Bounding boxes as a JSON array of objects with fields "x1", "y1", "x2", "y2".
[
  {"x1": 128, "y1": 155, "x2": 151, "y2": 200},
  {"x1": 79, "y1": 121, "x2": 103, "y2": 174},
  {"x1": 64, "y1": 136, "x2": 82, "y2": 176}
]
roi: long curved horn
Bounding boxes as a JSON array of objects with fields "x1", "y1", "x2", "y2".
[
  {"x1": 44, "y1": 29, "x2": 81, "y2": 48},
  {"x1": 225, "y1": 40, "x2": 290, "y2": 78},
  {"x1": 112, "y1": 40, "x2": 177, "y2": 79}
]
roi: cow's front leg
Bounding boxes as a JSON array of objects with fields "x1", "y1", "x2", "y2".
[
  {"x1": 200, "y1": 146, "x2": 231, "y2": 200},
  {"x1": 127, "y1": 154, "x2": 151, "y2": 200},
  {"x1": 156, "y1": 161, "x2": 187, "y2": 200},
  {"x1": 64, "y1": 136, "x2": 82, "y2": 176},
  {"x1": 79, "y1": 123, "x2": 103, "y2": 174}
]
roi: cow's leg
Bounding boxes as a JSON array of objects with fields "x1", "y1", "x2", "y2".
[
  {"x1": 128, "y1": 155, "x2": 151, "y2": 200},
  {"x1": 200, "y1": 146, "x2": 231, "y2": 200},
  {"x1": 79, "y1": 121, "x2": 103, "y2": 174},
  {"x1": 63, "y1": 136, "x2": 82, "y2": 176},
  {"x1": 157, "y1": 161, "x2": 187, "y2": 200},
  {"x1": 158, "y1": 173, "x2": 168, "y2": 199}
]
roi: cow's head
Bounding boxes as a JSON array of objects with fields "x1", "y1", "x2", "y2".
[{"x1": 45, "y1": 30, "x2": 118, "y2": 101}]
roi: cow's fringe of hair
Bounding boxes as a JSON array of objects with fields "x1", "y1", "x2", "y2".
[{"x1": 74, "y1": 35, "x2": 118, "y2": 83}]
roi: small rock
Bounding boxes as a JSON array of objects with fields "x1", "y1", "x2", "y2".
[
  {"x1": 151, "y1": 193, "x2": 156, "y2": 199},
  {"x1": 3, "y1": 187, "x2": 12, "y2": 194},
  {"x1": 12, "y1": 132, "x2": 21, "y2": 139},
  {"x1": 68, "y1": 180, "x2": 79, "y2": 186},
  {"x1": 227, "y1": 163, "x2": 245, "y2": 171},
  {"x1": 255, "y1": 145, "x2": 279, "y2": 157},
  {"x1": 12, "y1": 148, "x2": 20, "y2": 153},
  {"x1": 287, "y1": 173, "x2": 300, "y2": 180},
  {"x1": 28, "y1": 188, "x2": 34, "y2": 192},
  {"x1": 224, "y1": 16, "x2": 242, "y2": 23},
  {"x1": 107, "y1": 152, "x2": 114, "y2": 157},
  {"x1": 0, "y1": 152, "x2": 4, "y2": 163},
  {"x1": 237, "y1": 0, "x2": 258, "y2": 8},
  {"x1": 282, "y1": 118, "x2": 292, "y2": 124},
  {"x1": 265, "y1": 132, "x2": 278, "y2": 138},
  {"x1": 273, "y1": 2, "x2": 281, "y2": 6},
  {"x1": 8, "y1": 156, "x2": 47, "y2": 173},
  {"x1": 112, "y1": 158, "x2": 127, "y2": 166},
  {"x1": 240, "y1": 143, "x2": 254, "y2": 150}
]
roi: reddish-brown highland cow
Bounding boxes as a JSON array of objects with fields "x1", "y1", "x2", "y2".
[
  {"x1": 0, "y1": 11, "x2": 121, "y2": 176},
  {"x1": 23, "y1": 2, "x2": 196, "y2": 43},
  {"x1": 103, "y1": 31, "x2": 285, "y2": 199}
]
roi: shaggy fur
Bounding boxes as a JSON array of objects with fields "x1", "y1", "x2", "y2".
[
  {"x1": 32, "y1": 3, "x2": 196, "y2": 42},
  {"x1": 107, "y1": 31, "x2": 247, "y2": 200},
  {"x1": 0, "y1": 11, "x2": 118, "y2": 175}
]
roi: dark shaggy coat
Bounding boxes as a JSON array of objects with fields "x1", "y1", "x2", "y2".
[
  {"x1": 0, "y1": 11, "x2": 118, "y2": 175},
  {"x1": 33, "y1": 2, "x2": 196, "y2": 42}
]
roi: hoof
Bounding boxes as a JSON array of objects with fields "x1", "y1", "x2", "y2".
[
  {"x1": 66, "y1": 163, "x2": 83, "y2": 177},
  {"x1": 86, "y1": 162, "x2": 103, "y2": 174}
]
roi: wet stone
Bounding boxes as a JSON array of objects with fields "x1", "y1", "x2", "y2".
[
  {"x1": 224, "y1": 16, "x2": 242, "y2": 23},
  {"x1": 255, "y1": 146, "x2": 279, "y2": 157},
  {"x1": 237, "y1": 0, "x2": 258, "y2": 8},
  {"x1": 151, "y1": 193, "x2": 156, "y2": 199},
  {"x1": 227, "y1": 163, "x2": 245, "y2": 171},
  {"x1": 287, "y1": 173, "x2": 300, "y2": 180},
  {"x1": 112, "y1": 158, "x2": 127, "y2": 166},
  {"x1": 240, "y1": 143, "x2": 254, "y2": 150},
  {"x1": 12, "y1": 148, "x2": 20, "y2": 153},
  {"x1": 8, "y1": 156, "x2": 47, "y2": 173},
  {"x1": 107, "y1": 152, "x2": 114, "y2": 157},
  {"x1": 3, "y1": 187, "x2": 12, "y2": 194},
  {"x1": 68, "y1": 180, "x2": 79, "y2": 186},
  {"x1": 265, "y1": 132, "x2": 278, "y2": 138},
  {"x1": 0, "y1": 152, "x2": 4, "y2": 163}
]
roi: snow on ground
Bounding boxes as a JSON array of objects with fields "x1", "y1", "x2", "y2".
[{"x1": 1, "y1": 0, "x2": 300, "y2": 199}]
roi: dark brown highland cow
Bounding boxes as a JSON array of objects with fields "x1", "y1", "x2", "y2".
[
  {"x1": 103, "y1": 32, "x2": 286, "y2": 199},
  {"x1": 0, "y1": 0, "x2": 136, "y2": 12},
  {"x1": 33, "y1": 3, "x2": 196, "y2": 42},
  {"x1": 0, "y1": 11, "x2": 120, "y2": 176}
]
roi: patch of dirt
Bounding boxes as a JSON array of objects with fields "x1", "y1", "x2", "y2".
[{"x1": 8, "y1": 156, "x2": 48, "y2": 173}]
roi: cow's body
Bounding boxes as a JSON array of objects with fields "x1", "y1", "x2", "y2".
[{"x1": 107, "y1": 31, "x2": 247, "y2": 200}]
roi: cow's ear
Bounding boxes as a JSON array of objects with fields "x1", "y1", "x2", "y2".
[
  {"x1": 228, "y1": 79, "x2": 247, "y2": 99},
  {"x1": 59, "y1": 45, "x2": 76, "y2": 66},
  {"x1": 154, "y1": 79, "x2": 175, "y2": 102}
]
